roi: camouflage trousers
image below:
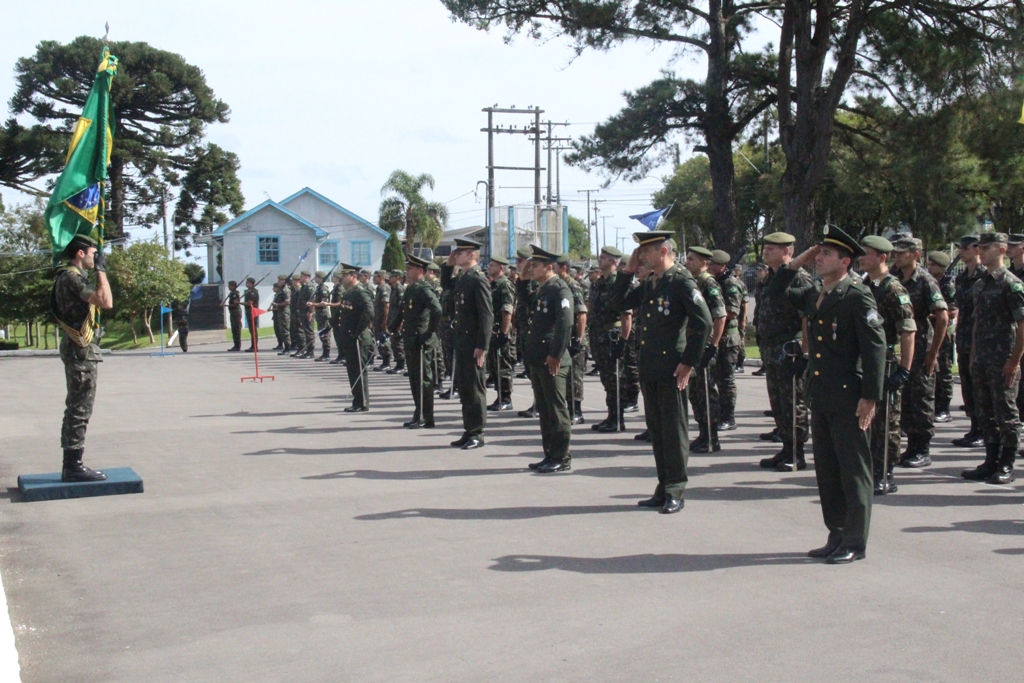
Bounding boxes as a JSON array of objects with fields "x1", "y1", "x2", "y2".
[
  {"x1": 973, "y1": 362, "x2": 1021, "y2": 450},
  {"x1": 375, "y1": 318, "x2": 391, "y2": 363},
  {"x1": 590, "y1": 328, "x2": 637, "y2": 411},
  {"x1": 389, "y1": 327, "x2": 406, "y2": 366},
  {"x1": 716, "y1": 344, "x2": 739, "y2": 422},
  {"x1": 289, "y1": 314, "x2": 300, "y2": 350},
  {"x1": 230, "y1": 311, "x2": 243, "y2": 349},
  {"x1": 276, "y1": 312, "x2": 291, "y2": 349},
  {"x1": 935, "y1": 336, "x2": 955, "y2": 411},
  {"x1": 957, "y1": 341, "x2": 976, "y2": 420},
  {"x1": 900, "y1": 356, "x2": 936, "y2": 440},
  {"x1": 689, "y1": 356, "x2": 720, "y2": 431},
  {"x1": 761, "y1": 342, "x2": 808, "y2": 443},
  {"x1": 296, "y1": 314, "x2": 314, "y2": 353},
  {"x1": 870, "y1": 387, "x2": 903, "y2": 466},
  {"x1": 564, "y1": 338, "x2": 586, "y2": 405},
  {"x1": 439, "y1": 322, "x2": 455, "y2": 379},
  {"x1": 316, "y1": 316, "x2": 331, "y2": 354},
  {"x1": 487, "y1": 333, "x2": 515, "y2": 403},
  {"x1": 61, "y1": 344, "x2": 99, "y2": 450}
]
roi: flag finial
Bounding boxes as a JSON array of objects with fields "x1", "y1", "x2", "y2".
[{"x1": 104, "y1": 22, "x2": 110, "y2": 41}]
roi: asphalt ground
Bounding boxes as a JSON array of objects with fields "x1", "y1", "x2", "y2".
[{"x1": 1, "y1": 348, "x2": 1023, "y2": 682}]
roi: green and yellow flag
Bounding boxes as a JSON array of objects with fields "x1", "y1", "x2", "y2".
[{"x1": 43, "y1": 47, "x2": 118, "y2": 261}]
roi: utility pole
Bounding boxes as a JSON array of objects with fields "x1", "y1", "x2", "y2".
[
  {"x1": 601, "y1": 215, "x2": 614, "y2": 255},
  {"x1": 481, "y1": 105, "x2": 547, "y2": 205},
  {"x1": 533, "y1": 122, "x2": 570, "y2": 205},
  {"x1": 577, "y1": 189, "x2": 600, "y2": 255},
  {"x1": 593, "y1": 200, "x2": 607, "y2": 252}
]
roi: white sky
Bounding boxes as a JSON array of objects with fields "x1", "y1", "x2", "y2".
[{"x1": 1, "y1": 0, "x2": 712, "y2": 265}]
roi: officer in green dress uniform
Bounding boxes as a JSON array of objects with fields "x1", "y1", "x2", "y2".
[
  {"x1": 684, "y1": 246, "x2": 727, "y2": 452},
  {"x1": 523, "y1": 246, "x2": 575, "y2": 473},
  {"x1": 782, "y1": 226, "x2": 886, "y2": 564},
  {"x1": 393, "y1": 254, "x2": 442, "y2": 428},
  {"x1": 514, "y1": 248, "x2": 540, "y2": 417},
  {"x1": 610, "y1": 231, "x2": 713, "y2": 514},
  {"x1": 486, "y1": 255, "x2": 516, "y2": 411},
  {"x1": 224, "y1": 280, "x2": 242, "y2": 351},
  {"x1": 337, "y1": 263, "x2": 375, "y2": 412},
  {"x1": 442, "y1": 238, "x2": 494, "y2": 449},
  {"x1": 557, "y1": 254, "x2": 588, "y2": 424}
]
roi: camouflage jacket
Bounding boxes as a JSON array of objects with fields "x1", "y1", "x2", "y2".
[
  {"x1": 588, "y1": 271, "x2": 621, "y2": 333},
  {"x1": 374, "y1": 282, "x2": 391, "y2": 323},
  {"x1": 954, "y1": 264, "x2": 985, "y2": 351},
  {"x1": 970, "y1": 267, "x2": 1024, "y2": 367},
  {"x1": 755, "y1": 265, "x2": 813, "y2": 347},
  {"x1": 491, "y1": 275, "x2": 515, "y2": 336},
  {"x1": 52, "y1": 265, "x2": 100, "y2": 362},
  {"x1": 866, "y1": 274, "x2": 917, "y2": 348},
  {"x1": 716, "y1": 271, "x2": 745, "y2": 347},
  {"x1": 899, "y1": 264, "x2": 946, "y2": 360}
]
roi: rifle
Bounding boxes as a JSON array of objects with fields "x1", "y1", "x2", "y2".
[
  {"x1": 944, "y1": 253, "x2": 962, "y2": 278},
  {"x1": 220, "y1": 270, "x2": 252, "y2": 305},
  {"x1": 727, "y1": 240, "x2": 751, "y2": 272},
  {"x1": 286, "y1": 248, "x2": 312, "y2": 282}
]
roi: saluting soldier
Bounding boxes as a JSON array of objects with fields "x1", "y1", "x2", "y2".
[
  {"x1": 393, "y1": 254, "x2": 442, "y2": 428},
  {"x1": 859, "y1": 236, "x2": 916, "y2": 495},
  {"x1": 486, "y1": 255, "x2": 515, "y2": 412},
  {"x1": 243, "y1": 277, "x2": 260, "y2": 352},
  {"x1": 514, "y1": 248, "x2": 539, "y2": 417},
  {"x1": 224, "y1": 280, "x2": 242, "y2": 352},
  {"x1": 952, "y1": 235, "x2": 986, "y2": 447},
  {"x1": 386, "y1": 271, "x2": 407, "y2": 375},
  {"x1": 709, "y1": 250, "x2": 744, "y2": 430},
  {"x1": 891, "y1": 238, "x2": 949, "y2": 468},
  {"x1": 684, "y1": 246, "x2": 727, "y2": 453},
  {"x1": 557, "y1": 254, "x2": 588, "y2": 424},
  {"x1": 961, "y1": 233, "x2": 1024, "y2": 484},
  {"x1": 372, "y1": 271, "x2": 392, "y2": 371},
  {"x1": 783, "y1": 227, "x2": 886, "y2": 564},
  {"x1": 311, "y1": 270, "x2": 333, "y2": 361},
  {"x1": 442, "y1": 238, "x2": 494, "y2": 450},
  {"x1": 588, "y1": 246, "x2": 633, "y2": 433},
  {"x1": 273, "y1": 274, "x2": 292, "y2": 355},
  {"x1": 52, "y1": 234, "x2": 113, "y2": 482},
  {"x1": 328, "y1": 270, "x2": 346, "y2": 364},
  {"x1": 925, "y1": 251, "x2": 957, "y2": 423},
  {"x1": 523, "y1": 246, "x2": 575, "y2": 473},
  {"x1": 337, "y1": 263, "x2": 375, "y2": 412},
  {"x1": 610, "y1": 231, "x2": 712, "y2": 514},
  {"x1": 757, "y1": 232, "x2": 814, "y2": 470}
]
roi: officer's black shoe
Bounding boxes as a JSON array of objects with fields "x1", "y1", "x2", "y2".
[
  {"x1": 439, "y1": 388, "x2": 457, "y2": 400},
  {"x1": 825, "y1": 547, "x2": 866, "y2": 565},
  {"x1": 934, "y1": 410, "x2": 952, "y2": 423},
  {"x1": 718, "y1": 420, "x2": 737, "y2": 431},
  {"x1": 760, "y1": 449, "x2": 790, "y2": 469},
  {"x1": 373, "y1": 363, "x2": 389, "y2": 372},
  {"x1": 807, "y1": 540, "x2": 842, "y2": 559},
  {"x1": 462, "y1": 436, "x2": 485, "y2": 450},
  {"x1": 245, "y1": 347, "x2": 256, "y2": 352},
  {"x1": 496, "y1": 402, "x2": 513, "y2": 411},
  {"x1": 329, "y1": 358, "x2": 344, "y2": 365},
  {"x1": 528, "y1": 458, "x2": 550, "y2": 471},
  {"x1": 637, "y1": 495, "x2": 665, "y2": 508},
  {"x1": 752, "y1": 366, "x2": 766, "y2": 376},
  {"x1": 61, "y1": 448, "x2": 106, "y2": 483},
  {"x1": 536, "y1": 459, "x2": 571, "y2": 473},
  {"x1": 759, "y1": 430, "x2": 781, "y2": 442},
  {"x1": 403, "y1": 419, "x2": 422, "y2": 428},
  {"x1": 634, "y1": 429, "x2": 651, "y2": 442},
  {"x1": 659, "y1": 494, "x2": 683, "y2": 514},
  {"x1": 623, "y1": 402, "x2": 639, "y2": 413},
  {"x1": 597, "y1": 418, "x2": 625, "y2": 433},
  {"x1": 228, "y1": 347, "x2": 241, "y2": 352},
  {"x1": 962, "y1": 442, "x2": 1000, "y2": 481},
  {"x1": 763, "y1": 410, "x2": 774, "y2": 417},
  {"x1": 451, "y1": 434, "x2": 471, "y2": 447},
  {"x1": 343, "y1": 406, "x2": 368, "y2": 413},
  {"x1": 517, "y1": 405, "x2": 537, "y2": 418}
]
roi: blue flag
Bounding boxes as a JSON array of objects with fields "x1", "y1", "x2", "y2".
[
  {"x1": 629, "y1": 206, "x2": 671, "y2": 230},
  {"x1": 160, "y1": 305, "x2": 173, "y2": 315}
]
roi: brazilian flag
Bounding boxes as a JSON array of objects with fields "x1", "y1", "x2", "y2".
[{"x1": 43, "y1": 47, "x2": 118, "y2": 262}]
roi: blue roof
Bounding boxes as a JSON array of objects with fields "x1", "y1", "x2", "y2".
[
  {"x1": 211, "y1": 199, "x2": 329, "y2": 238},
  {"x1": 280, "y1": 187, "x2": 389, "y2": 239}
]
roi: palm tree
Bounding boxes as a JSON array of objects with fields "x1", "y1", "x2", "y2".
[{"x1": 378, "y1": 170, "x2": 449, "y2": 254}]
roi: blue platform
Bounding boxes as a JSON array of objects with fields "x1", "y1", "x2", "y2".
[{"x1": 17, "y1": 467, "x2": 144, "y2": 502}]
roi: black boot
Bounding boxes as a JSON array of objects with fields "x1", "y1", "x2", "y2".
[
  {"x1": 901, "y1": 436, "x2": 932, "y2": 468},
  {"x1": 598, "y1": 408, "x2": 625, "y2": 433},
  {"x1": 760, "y1": 446, "x2": 790, "y2": 469},
  {"x1": 592, "y1": 407, "x2": 614, "y2": 431},
  {"x1": 934, "y1": 399, "x2": 952, "y2": 423},
  {"x1": 777, "y1": 441, "x2": 806, "y2": 471},
  {"x1": 989, "y1": 447, "x2": 1017, "y2": 485},
  {"x1": 517, "y1": 404, "x2": 537, "y2": 418},
  {"x1": 690, "y1": 424, "x2": 709, "y2": 453},
  {"x1": 571, "y1": 401, "x2": 584, "y2": 425},
  {"x1": 962, "y1": 442, "x2": 1001, "y2": 481},
  {"x1": 61, "y1": 448, "x2": 106, "y2": 483},
  {"x1": 872, "y1": 460, "x2": 886, "y2": 495},
  {"x1": 884, "y1": 460, "x2": 898, "y2": 494},
  {"x1": 634, "y1": 429, "x2": 651, "y2": 442},
  {"x1": 952, "y1": 422, "x2": 984, "y2": 448}
]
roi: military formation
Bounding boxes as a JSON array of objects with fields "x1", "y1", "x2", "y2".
[{"x1": 53, "y1": 223, "x2": 1024, "y2": 566}]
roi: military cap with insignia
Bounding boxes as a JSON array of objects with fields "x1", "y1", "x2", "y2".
[
  {"x1": 763, "y1": 231, "x2": 796, "y2": 245},
  {"x1": 891, "y1": 237, "x2": 923, "y2": 252},
  {"x1": 979, "y1": 232, "x2": 1008, "y2": 245},
  {"x1": 529, "y1": 244, "x2": 559, "y2": 262},
  {"x1": 820, "y1": 224, "x2": 865, "y2": 257},
  {"x1": 490, "y1": 255, "x2": 510, "y2": 266},
  {"x1": 860, "y1": 235, "x2": 893, "y2": 254},
  {"x1": 927, "y1": 251, "x2": 951, "y2": 268},
  {"x1": 688, "y1": 245, "x2": 714, "y2": 259},
  {"x1": 1008, "y1": 234, "x2": 1024, "y2": 245},
  {"x1": 338, "y1": 262, "x2": 359, "y2": 274},
  {"x1": 633, "y1": 230, "x2": 675, "y2": 246},
  {"x1": 454, "y1": 237, "x2": 483, "y2": 250},
  {"x1": 600, "y1": 245, "x2": 623, "y2": 258},
  {"x1": 957, "y1": 234, "x2": 980, "y2": 249},
  {"x1": 405, "y1": 253, "x2": 431, "y2": 269},
  {"x1": 711, "y1": 249, "x2": 731, "y2": 265}
]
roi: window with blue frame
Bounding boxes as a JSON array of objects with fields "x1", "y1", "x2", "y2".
[
  {"x1": 319, "y1": 240, "x2": 339, "y2": 267},
  {"x1": 257, "y1": 236, "x2": 280, "y2": 264},
  {"x1": 350, "y1": 240, "x2": 371, "y2": 266}
]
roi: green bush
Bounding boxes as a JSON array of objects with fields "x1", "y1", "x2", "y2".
[{"x1": 0, "y1": 341, "x2": 20, "y2": 351}]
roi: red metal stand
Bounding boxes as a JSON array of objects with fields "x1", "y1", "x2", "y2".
[{"x1": 241, "y1": 303, "x2": 274, "y2": 382}]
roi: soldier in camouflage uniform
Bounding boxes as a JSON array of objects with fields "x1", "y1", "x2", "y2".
[
  {"x1": 288, "y1": 275, "x2": 301, "y2": 353},
  {"x1": 952, "y1": 234, "x2": 986, "y2": 447},
  {"x1": 709, "y1": 250, "x2": 744, "y2": 430},
  {"x1": 311, "y1": 270, "x2": 333, "y2": 361},
  {"x1": 273, "y1": 274, "x2": 292, "y2": 354},
  {"x1": 386, "y1": 271, "x2": 407, "y2": 374},
  {"x1": 732, "y1": 265, "x2": 749, "y2": 374},
  {"x1": 514, "y1": 249, "x2": 539, "y2": 416},
  {"x1": 1006, "y1": 234, "x2": 1024, "y2": 435},
  {"x1": 328, "y1": 271, "x2": 346, "y2": 364},
  {"x1": 962, "y1": 233, "x2": 1024, "y2": 484},
  {"x1": 243, "y1": 277, "x2": 260, "y2": 352},
  {"x1": 860, "y1": 236, "x2": 917, "y2": 495},
  {"x1": 171, "y1": 299, "x2": 190, "y2": 352},
  {"x1": 358, "y1": 270, "x2": 374, "y2": 295},
  {"x1": 372, "y1": 271, "x2": 392, "y2": 370},
  {"x1": 486, "y1": 256, "x2": 515, "y2": 411},
  {"x1": 557, "y1": 254, "x2": 588, "y2": 424},
  {"x1": 756, "y1": 232, "x2": 814, "y2": 471},
  {"x1": 291, "y1": 271, "x2": 314, "y2": 358},
  {"x1": 52, "y1": 234, "x2": 112, "y2": 482},
  {"x1": 926, "y1": 252, "x2": 957, "y2": 422},
  {"x1": 588, "y1": 246, "x2": 631, "y2": 433},
  {"x1": 892, "y1": 238, "x2": 949, "y2": 468},
  {"x1": 684, "y1": 247, "x2": 727, "y2": 453},
  {"x1": 224, "y1": 280, "x2": 242, "y2": 351}
]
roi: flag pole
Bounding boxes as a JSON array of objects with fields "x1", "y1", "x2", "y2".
[
  {"x1": 241, "y1": 302, "x2": 274, "y2": 382},
  {"x1": 151, "y1": 304, "x2": 175, "y2": 357}
]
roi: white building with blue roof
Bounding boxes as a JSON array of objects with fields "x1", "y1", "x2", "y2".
[{"x1": 197, "y1": 188, "x2": 388, "y2": 326}]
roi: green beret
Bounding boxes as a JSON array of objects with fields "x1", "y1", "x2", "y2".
[
  {"x1": 600, "y1": 246, "x2": 623, "y2": 258},
  {"x1": 490, "y1": 255, "x2": 509, "y2": 266},
  {"x1": 427, "y1": 262, "x2": 440, "y2": 272},
  {"x1": 314, "y1": 270, "x2": 327, "y2": 278},
  {"x1": 711, "y1": 249, "x2": 731, "y2": 265},
  {"x1": 556, "y1": 254, "x2": 572, "y2": 265},
  {"x1": 688, "y1": 246, "x2": 713, "y2": 259},
  {"x1": 389, "y1": 270, "x2": 404, "y2": 278},
  {"x1": 516, "y1": 247, "x2": 533, "y2": 260},
  {"x1": 860, "y1": 235, "x2": 893, "y2": 254},
  {"x1": 927, "y1": 251, "x2": 951, "y2": 268},
  {"x1": 763, "y1": 231, "x2": 796, "y2": 245}
]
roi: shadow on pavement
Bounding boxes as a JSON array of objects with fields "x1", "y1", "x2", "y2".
[
  {"x1": 488, "y1": 552, "x2": 813, "y2": 573},
  {"x1": 355, "y1": 504, "x2": 640, "y2": 521},
  {"x1": 902, "y1": 519, "x2": 1024, "y2": 536},
  {"x1": 303, "y1": 468, "x2": 525, "y2": 481}
]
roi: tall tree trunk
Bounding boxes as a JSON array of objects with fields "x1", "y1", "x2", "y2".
[
  {"x1": 143, "y1": 307, "x2": 155, "y2": 343},
  {"x1": 704, "y1": 0, "x2": 739, "y2": 252},
  {"x1": 131, "y1": 322, "x2": 138, "y2": 344}
]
